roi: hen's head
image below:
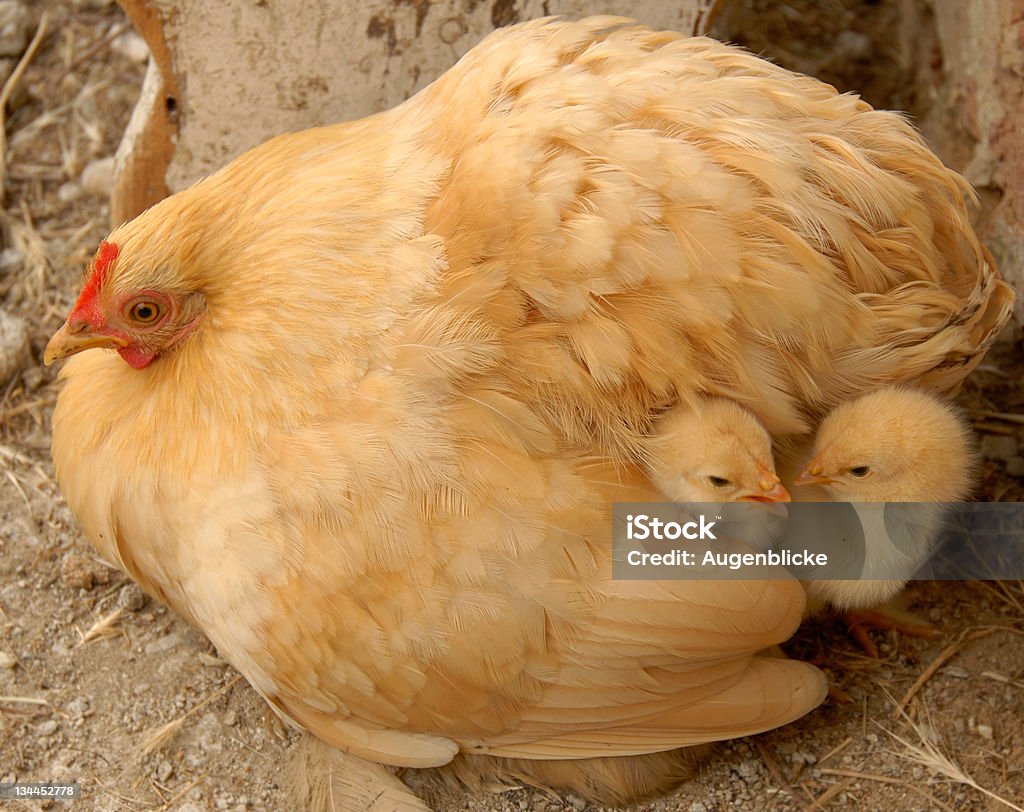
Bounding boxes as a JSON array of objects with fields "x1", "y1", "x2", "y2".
[
  {"x1": 648, "y1": 397, "x2": 790, "y2": 504},
  {"x1": 44, "y1": 240, "x2": 206, "y2": 370},
  {"x1": 795, "y1": 386, "x2": 975, "y2": 502}
]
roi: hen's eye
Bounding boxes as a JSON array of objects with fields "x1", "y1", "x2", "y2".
[
  {"x1": 129, "y1": 301, "x2": 161, "y2": 324},
  {"x1": 708, "y1": 476, "x2": 731, "y2": 488},
  {"x1": 848, "y1": 465, "x2": 870, "y2": 478}
]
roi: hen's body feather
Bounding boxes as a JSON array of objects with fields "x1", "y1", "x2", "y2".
[{"x1": 51, "y1": 16, "x2": 1011, "y2": 803}]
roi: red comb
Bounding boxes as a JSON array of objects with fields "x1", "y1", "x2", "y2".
[
  {"x1": 94, "y1": 240, "x2": 119, "y2": 276},
  {"x1": 72, "y1": 241, "x2": 119, "y2": 318},
  {"x1": 70, "y1": 239, "x2": 119, "y2": 321}
]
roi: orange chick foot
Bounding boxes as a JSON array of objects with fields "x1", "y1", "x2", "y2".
[{"x1": 842, "y1": 607, "x2": 940, "y2": 657}]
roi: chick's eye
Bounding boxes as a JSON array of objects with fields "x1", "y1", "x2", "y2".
[
  {"x1": 848, "y1": 465, "x2": 870, "y2": 478},
  {"x1": 128, "y1": 301, "x2": 162, "y2": 324},
  {"x1": 707, "y1": 476, "x2": 731, "y2": 488}
]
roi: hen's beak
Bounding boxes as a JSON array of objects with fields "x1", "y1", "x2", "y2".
[{"x1": 44, "y1": 320, "x2": 125, "y2": 366}]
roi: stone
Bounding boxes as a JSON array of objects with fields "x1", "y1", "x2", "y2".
[
  {"x1": 116, "y1": 582, "x2": 147, "y2": 612},
  {"x1": 144, "y1": 632, "x2": 180, "y2": 655},
  {"x1": 66, "y1": 696, "x2": 90, "y2": 720},
  {"x1": 57, "y1": 181, "x2": 82, "y2": 203},
  {"x1": 0, "y1": 308, "x2": 29, "y2": 387},
  {"x1": 81, "y1": 157, "x2": 116, "y2": 198},
  {"x1": 0, "y1": 246, "x2": 23, "y2": 275},
  {"x1": 835, "y1": 30, "x2": 872, "y2": 61},
  {"x1": 155, "y1": 759, "x2": 174, "y2": 782},
  {"x1": 60, "y1": 552, "x2": 113, "y2": 590},
  {"x1": 0, "y1": 1, "x2": 30, "y2": 59},
  {"x1": 112, "y1": 30, "x2": 149, "y2": 64}
]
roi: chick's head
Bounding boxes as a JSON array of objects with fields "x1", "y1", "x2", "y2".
[
  {"x1": 648, "y1": 398, "x2": 790, "y2": 504},
  {"x1": 796, "y1": 386, "x2": 975, "y2": 502}
]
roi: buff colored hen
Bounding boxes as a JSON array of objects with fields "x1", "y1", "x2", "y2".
[{"x1": 45, "y1": 17, "x2": 1012, "y2": 809}]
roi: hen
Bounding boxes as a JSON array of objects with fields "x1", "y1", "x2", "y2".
[{"x1": 45, "y1": 16, "x2": 1012, "y2": 808}]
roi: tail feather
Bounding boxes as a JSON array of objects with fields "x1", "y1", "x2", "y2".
[
  {"x1": 289, "y1": 733, "x2": 431, "y2": 811},
  {"x1": 415, "y1": 746, "x2": 711, "y2": 807}
]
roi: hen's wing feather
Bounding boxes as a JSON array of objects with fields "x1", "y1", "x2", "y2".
[
  {"x1": 419, "y1": 18, "x2": 1012, "y2": 455},
  {"x1": 257, "y1": 444, "x2": 820, "y2": 766}
]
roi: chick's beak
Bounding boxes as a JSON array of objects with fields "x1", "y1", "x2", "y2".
[
  {"x1": 44, "y1": 319, "x2": 126, "y2": 366},
  {"x1": 740, "y1": 468, "x2": 791, "y2": 503},
  {"x1": 756, "y1": 481, "x2": 792, "y2": 502},
  {"x1": 794, "y1": 461, "x2": 834, "y2": 487}
]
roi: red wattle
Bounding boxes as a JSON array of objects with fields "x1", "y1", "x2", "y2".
[{"x1": 118, "y1": 345, "x2": 157, "y2": 369}]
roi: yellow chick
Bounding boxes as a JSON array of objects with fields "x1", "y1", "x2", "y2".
[
  {"x1": 647, "y1": 398, "x2": 791, "y2": 505},
  {"x1": 795, "y1": 386, "x2": 975, "y2": 504},
  {"x1": 793, "y1": 386, "x2": 976, "y2": 652},
  {"x1": 645, "y1": 398, "x2": 791, "y2": 555}
]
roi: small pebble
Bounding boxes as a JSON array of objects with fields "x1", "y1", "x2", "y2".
[
  {"x1": 81, "y1": 156, "x2": 115, "y2": 198},
  {"x1": 116, "y1": 582, "x2": 147, "y2": 612},
  {"x1": 688, "y1": 803, "x2": 708, "y2": 812},
  {"x1": 66, "y1": 696, "x2": 90, "y2": 720},
  {"x1": 0, "y1": 0, "x2": 30, "y2": 58},
  {"x1": 37, "y1": 719, "x2": 58, "y2": 736},
  {"x1": 155, "y1": 759, "x2": 174, "y2": 782},
  {"x1": 58, "y1": 181, "x2": 82, "y2": 203},
  {"x1": 60, "y1": 551, "x2": 112, "y2": 590},
  {"x1": 977, "y1": 723, "x2": 994, "y2": 740},
  {"x1": 735, "y1": 759, "x2": 760, "y2": 782},
  {"x1": 0, "y1": 246, "x2": 23, "y2": 275},
  {"x1": 835, "y1": 30, "x2": 872, "y2": 60},
  {"x1": 0, "y1": 308, "x2": 29, "y2": 387},
  {"x1": 144, "y1": 632, "x2": 180, "y2": 655},
  {"x1": 0, "y1": 650, "x2": 16, "y2": 669},
  {"x1": 112, "y1": 30, "x2": 149, "y2": 63}
]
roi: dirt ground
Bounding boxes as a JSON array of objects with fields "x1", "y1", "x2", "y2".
[{"x1": 0, "y1": 1, "x2": 1021, "y2": 810}]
